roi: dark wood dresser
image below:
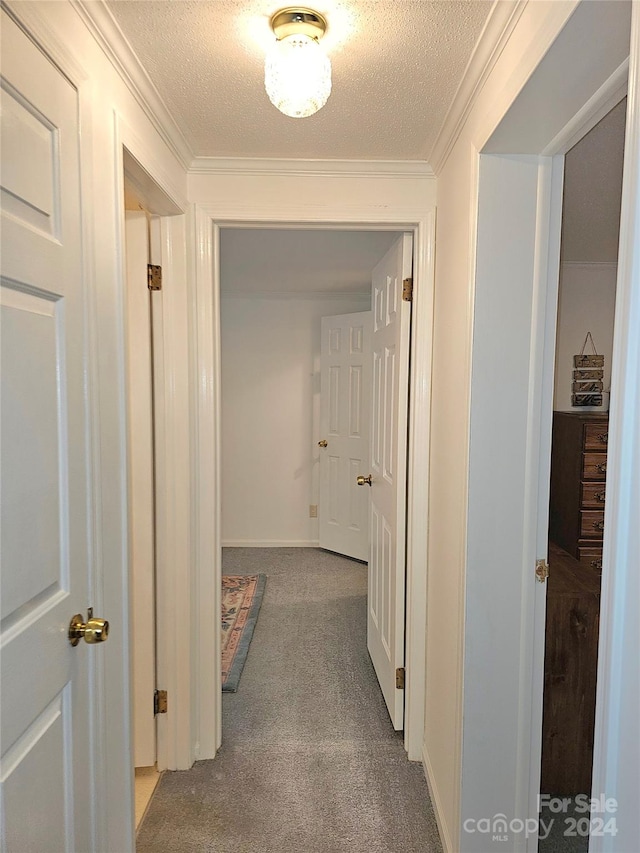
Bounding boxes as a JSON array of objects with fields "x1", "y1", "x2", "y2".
[
  {"x1": 541, "y1": 543, "x2": 600, "y2": 795},
  {"x1": 549, "y1": 411, "x2": 609, "y2": 572}
]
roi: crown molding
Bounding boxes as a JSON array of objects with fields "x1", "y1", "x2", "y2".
[
  {"x1": 190, "y1": 157, "x2": 435, "y2": 179},
  {"x1": 427, "y1": 0, "x2": 529, "y2": 175},
  {"x1": 72, "y1": 0, "x2": 193, "y2": 170}
]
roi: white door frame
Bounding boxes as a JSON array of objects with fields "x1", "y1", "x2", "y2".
[
  {"x1": 192, "y1": 207, "x2": 436, "y2": 762},
  {"x1": 462, "y1": 3, "x2": 638, "y2": 849},
  {"x1": 123, "y1": 206, "x2": 157, "y2": 769},
  {"x1": 591, "y1": 10, "x2": 640, "y2": 845},
  {"x1": 116, "y1": 125, "x2": 192, "y2": 780}
]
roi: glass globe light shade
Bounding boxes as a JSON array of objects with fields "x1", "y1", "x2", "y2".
[{"x1": 265, "y1": 34, "x2": 331, "y2": 118}]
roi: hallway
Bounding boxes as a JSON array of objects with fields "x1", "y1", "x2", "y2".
[{"x1": 137, "y1": 548, "x2": 442, "y2": 852}]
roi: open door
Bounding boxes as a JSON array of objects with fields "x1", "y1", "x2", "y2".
[
  {"x1": 0, "y1": 11, "x2": 103, "y2": 849},
  {"x1": 366, "y1": 233, "x2": 412, "y2": 729},
  {"x1": 318, "y1": 311, "x2": 372, "y2": 561}
]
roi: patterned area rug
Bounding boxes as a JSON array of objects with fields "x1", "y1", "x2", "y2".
[{"x1": 221, "y1": 574, "x2": 266, "y2": 692}]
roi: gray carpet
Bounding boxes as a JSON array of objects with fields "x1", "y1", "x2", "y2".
[{"x1": 137, "y1": 548, "x2": 443, "y2": 853}]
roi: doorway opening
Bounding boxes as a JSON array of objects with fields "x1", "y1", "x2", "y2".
[
  {"x1": 123, "y1": 176, "x2": 162, "y2": 828},
  {"x1": 217, "y1": 226, "x2": 412, "y2": 733},
  {"x1": 121, "y1": 148, "x2": 185, "y2": 828},
  {"x1": 539, "y1": 97, "x2": 626, "y2": 852},
  {"x1": 192, "y1": 201, "x2": 435, "y2": 772}
]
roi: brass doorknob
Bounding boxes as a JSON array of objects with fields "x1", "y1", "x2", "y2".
[
  {"x1": 318, "y1": 439, "x2": 328, "y2": 448},
  {"x1": 69, "y1": 608, "x2": 109, "y2": 647},
  {"x1": 357, "y1": 474, "x2": 372, "y2": 487}
]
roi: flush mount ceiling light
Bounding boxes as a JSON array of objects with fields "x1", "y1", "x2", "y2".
[{"x1": 265, "y1": 7, "x2": 331, "y2": 118}]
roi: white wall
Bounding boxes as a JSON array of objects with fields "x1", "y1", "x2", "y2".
[
  {"x1": 428, "y1": 2, "x2": 632, "y2": 850},
  {"x1": 221, "y1": 293, "x2": 369, "y2": 546},
  {"x1": 426, "y1": 5, "x2": 574, "y2": 845},
  {"x1": 554, "y1": 262, "x2": 617, "y2": 410}
]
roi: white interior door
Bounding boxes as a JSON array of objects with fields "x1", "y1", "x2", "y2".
[
  {"x1": 124, "y1": 210, "x2": 156, "y2": 768},
  {"x1": 1, "y1": 11, "x2": 95, "y2": 850},
  {"x1": 367, "y1": 233, "x2": 412, "y2": 729},
  {"x1": 318, "y1": 312, "x2": 372, "y2": 561}
]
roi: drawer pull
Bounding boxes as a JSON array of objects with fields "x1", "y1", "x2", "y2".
[
  {"x1": 592, "y1": 520, "x2": 605, "y2": 531},
  {"x1": 591, "y1": 559, "x2": 603, "y2": 571},
  {"x1": 594, "y1": 491, "x2": 606, "y2": 503},
  {"x1": 597, "y1": 433, "x2": 608, "y2": 444},
  {"x1": 596, "y1": 463, "x2": 607, "y2": 474}
]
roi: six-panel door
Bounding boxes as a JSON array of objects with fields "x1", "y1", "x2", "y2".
[
  {"x1": 367, "y1": 233, "x2": 412, "y2": 730},
  {"x1": 318, "y1": 311, "x2": 372, "y2": 561},
  {"x1": 1, "y1": 11, "x2": 94, "y2": 851}
]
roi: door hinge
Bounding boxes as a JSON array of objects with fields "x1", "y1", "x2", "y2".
[
  {"x1": 154, "y1": 689, "x2": 168, "y2": 715},
  {"x1": 395, "y1": 667, "x2": 406, "y2": 689},
  {"x1": 402, "y1": 277, "x2": 413, "y2": 302},
  {"x1": 147, "y1": 264, "x2": 162, "y2": 291},
  {"x1": 535, "y1": 559, "x2": 550, "y2": 583}
]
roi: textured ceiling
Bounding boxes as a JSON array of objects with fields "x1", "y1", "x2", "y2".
[
  {"x1": 106, "y1": 0, "x2": 492, "y2": 160},
  {"x1": 562, "y1": 99, "x2": 626, "y2": 263},
  {"x1": 220, "y1": 228, "x2": 399, "y2": 293}
]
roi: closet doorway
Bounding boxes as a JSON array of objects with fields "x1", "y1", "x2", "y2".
[{"x1": 122, "y1": 150, "x2": 185, "y2": 827}]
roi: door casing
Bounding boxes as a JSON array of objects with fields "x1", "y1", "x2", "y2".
[
  {"x1": 191, "y1": 209, "x2": 436, "y2": 762},
  {"x1": 118, "y1": 145, "x2": 191, "y2": 780}
]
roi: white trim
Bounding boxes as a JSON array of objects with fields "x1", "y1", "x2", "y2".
[
  {"x1": 524, "y1": 30, "x2": 634, "y2": 852},
  {"x1": 217, "y1": 222, "x2": 417, "y2": 232},
  {"x1": 427, "y1": 0, "x2": 528, "y2": 174},
  {"x1": 560, "y1": 261, "x2": 619, "y2": 269},
  {"x1": 525, "y1": 154, "x2": 566, "y2": 853},
  {"x1": 191, "y1": 208, "x2": 223, "y2": 758},
  {"x1": 72, "y1": 0, "x2": 193, "y2": 170},
  {"x1": 463, "y1": 152, "x2": 552, "y2": 853},
  {"x1": 220, "y1": 290, "x2": 370, "y2": 301},
  {"x1": 193, "y1": 206, "x2": 431, "y2": 227},
  {"x1": 590, "y1": 5, "x2": 640, "y2": 851},
  {"x1": 192, "y1": 201, "x2": 435, "y2": 766},
  {"x1": 404, "y1": 209, "x2": 435, "y2": 760},
  {"x1": 222, "y1": 540, "x2": 320, "y2": 548},
  {"x1": 153, "y1": 215, "x2": 193, "y2": 771},
  {"x1": 74, "y1": 74, "x2": 116, "y2": 853},
  {"x1": 189, "y1": 157, "x2": 434, "y2": 178},
  {"x1": 541, "y1": 59, "x2": 629, "y2": 156},
  {"x1": 115, "y1": 117, "x2": 192, "y2": 773},
  {"x1": 422, "y1": 743, "x2": 453, "y2": 853},
  {"x1": 121, "y1": 136, "x2": 187, "y2": 216},
  {"x1": 451, "y1": 143, "x2": 481, "y2": 851},
  {"x1": 118, "y1": 117, "x2": 188, "y2": 215}
]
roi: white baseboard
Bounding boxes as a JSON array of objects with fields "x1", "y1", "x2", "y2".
[
  {"x1": 422, "y1": 742, "x2": 453, "y2": 853},
  {"x1": 221, "y1": 539, "x2": 320, "y2": 548}
]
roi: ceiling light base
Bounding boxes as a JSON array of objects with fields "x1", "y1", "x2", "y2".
[{"x1": 270, "y1": 7, "x2": 327, "y2": 41}]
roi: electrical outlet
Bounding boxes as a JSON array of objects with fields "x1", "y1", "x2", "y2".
[{"x1": 309, "y1": 505, "x2": 318, "y2": 518}]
